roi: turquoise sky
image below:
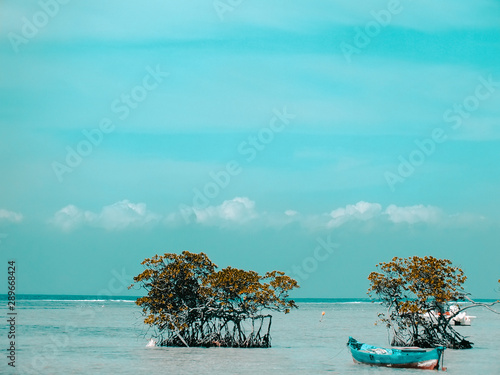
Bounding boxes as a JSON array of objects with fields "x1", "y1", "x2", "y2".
[{"x1": 1, "y1": 0, "x2": 500, "y2": 298}]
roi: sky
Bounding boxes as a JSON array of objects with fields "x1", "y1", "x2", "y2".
[{"x1": 0, "y1": 0, "x2": 500, "y2": 298}]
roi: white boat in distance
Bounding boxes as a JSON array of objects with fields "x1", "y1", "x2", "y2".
[
  {"x1": 422, "y1": 305, "x2": 476, "y2": 326},
  {"x1": 447, "y1": 305, "x2": 476, "y2": 326}
]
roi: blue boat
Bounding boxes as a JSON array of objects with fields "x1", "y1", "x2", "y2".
[{"x1": 347, "y1": 337, "x2": 445, "y2": 370}]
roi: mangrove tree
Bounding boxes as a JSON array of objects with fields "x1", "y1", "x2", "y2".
[{"x1": 130, "y1": 251, "x2": 299, "y2": 347}]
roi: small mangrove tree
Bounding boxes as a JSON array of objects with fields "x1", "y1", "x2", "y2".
[
  {"x1": 130, "y1": 251, "x2": 298, "y2": 347},
  {"x1": 368, "y1": 256, "x2": 499, "y2": 349}
]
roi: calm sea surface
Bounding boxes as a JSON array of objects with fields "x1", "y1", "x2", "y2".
[{"x1": 1, "y1": 296, "x2": 499, "y2": 374}]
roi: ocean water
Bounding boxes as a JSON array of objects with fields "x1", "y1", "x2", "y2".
[{"x1": 1, "y1": 296, "x2": 499, "y2": 374}]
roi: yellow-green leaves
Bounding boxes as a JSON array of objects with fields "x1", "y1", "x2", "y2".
[
  {"x1": 130, "y1": 251, "x2": 299, "y2": 347},
  {"x1": 367, "y1": 256, "x2": 473, "y2": 348},
  {"x1": 368, "y1": 256, "x2": 466, "y2": 308}
]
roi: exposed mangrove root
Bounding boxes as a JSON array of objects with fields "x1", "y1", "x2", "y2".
[{"x1": 157, "y1": 315, "x2": 272, "y2": 348}]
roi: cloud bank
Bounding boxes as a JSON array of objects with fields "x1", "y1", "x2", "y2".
[{"x1": 50, "y1": 198, "x2": 486, "y2": 231}]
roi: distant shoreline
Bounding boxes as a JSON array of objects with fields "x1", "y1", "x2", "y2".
[{"x1": 0, "y1": 294, "x2": 498, "y2": 304}]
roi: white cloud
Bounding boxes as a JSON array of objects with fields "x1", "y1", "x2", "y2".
[
  {"x1": 327, "y1": 201, "x2": 382, "y2": 228},
  {"x1": 0, "y1": 209, "x2": 23, "y2": 223},
  {"x1": 50, "y1": 198, "x2": 487, "y2": 231},
  {"x1": 384, "y1": 204, "x2": 442, "y2": 224},
  {"x1": 307, "y1": 201, "x2": 471, "y2": 229},
  {"x1": 188, "y1": 197, "x2": 259, "y2": 226},
  {"x1": 172, "y1": 198, "x2": 487, "y2": 230},
  {"x1": 50, "y1": 205, "x2": 95, "y2": 231},
  {"x1": 95, "y1": 200, "x2": 162, "y2": 230},
  {"x1": 50, "y1": 200, "x2": 161, "y2": 231}
]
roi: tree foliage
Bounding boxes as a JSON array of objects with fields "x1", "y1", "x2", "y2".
[
  {"x1": 368, "y1": 256, "x2": 473, "y2": 349},
  {"x1": 130, "y1": 251, "x2": 298, "y2": 347}
]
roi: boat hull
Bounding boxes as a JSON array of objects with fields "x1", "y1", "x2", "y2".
[
  {"x1": 351, "y1": 354, "x2": 439, "y2": 370},
  {"x1": 347, "y1": 337, "x2": 444, "y2": 370}
]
